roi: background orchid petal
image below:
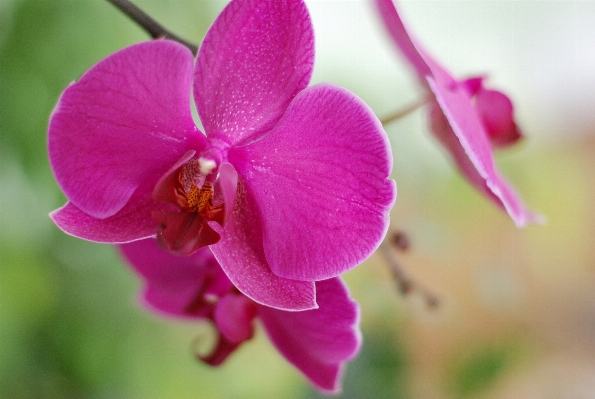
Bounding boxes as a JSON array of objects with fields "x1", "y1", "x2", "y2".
[
  {"x1": 258, "y1": 278, "x2": 361, "y2": 394},
  {"x1": 461, "y1": 76, "x2": 485, "y2": 96},
  {"x1": 198, "y1": 336, "x2": 243, "y2": 367},
  {"x1": 430, "y1": 102, "x2": 512, "y2": 206},
  {"x1": 427, "y1": 72, "x2": 542, "y2": 227},
  {"x1": 214, "y1": 294, "x2": 255, "y2": 343},
  {"x1": 49, "y1": 176, "x2": 168, "y2": 243},
  {"x1": 49, "y1": 40, "x2": 204, "y2": 219},
  {"x1": 486, "y1": 172, "x2": 546, "y2": 226},
  {"x1": 230, "y1": 83, "x2": 396, "y2": 281},
  {"x1": 194, "y1": 0, "x2": 314, "y2": 146},
  {"x1": 119, "y1": 239, "x2": 226, "y2": 317},
  {"x1": 474, "y1": 88, "x2": 522, "y2": 148},
  {"x1": 373, "y1": 0, "x2": 430, "y2": 78},
  {"x1": 375, "y1": 0, "x2": 539, "y2": 225},
  {"x1": 209, "y1": 179, "x2": 317, "y2": 311}
]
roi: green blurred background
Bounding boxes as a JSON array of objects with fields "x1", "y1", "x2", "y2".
[{"x1": 1, "y1": 1, "x2": 594, "y2": 398}]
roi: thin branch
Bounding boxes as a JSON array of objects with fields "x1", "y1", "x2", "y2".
[
  {"x1": 106, "y1": 0, "x2": 198, "y2": 55},
  {"x1": 380, "y1": 95, "x2": 431, "y2": 125},
  {"x1": 378, "y1": 237, "x2": 439, "y2": 309}
]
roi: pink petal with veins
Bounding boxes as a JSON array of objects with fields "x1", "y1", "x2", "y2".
[
  {"x1": 50, "y1": 176, "x2": 168, "y2": 243},
  {"x1": 49, "y1": 41, "x2": 205, "y2": 218},
  {"x1": 231, "y1": 83, "x2": 395, "y2": 281},
  {"x1": 194, "y1": 0, "x2": 314, "y2": 146},
  {"x1": 259, "y1": 278, "x2": 361, "y2": 393},
  {"x1": 210, "y1": 178, "x2": 317, "y2": 311}
]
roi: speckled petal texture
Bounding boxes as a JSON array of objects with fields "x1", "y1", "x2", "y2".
[
  {"x1": 194, "y1": 0, "x2": 314, "y2": 146},
  {"x1": 209, "y1": 178, "x2": 317, "y2": 311},
  {"x1": 230, "y1": 84, "x2": 395, "y2": 281}
]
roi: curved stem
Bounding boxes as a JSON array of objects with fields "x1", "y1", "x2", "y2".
[
  {"x1": 380, "y1": 95, "x2": 431, "y2": 125},
  {"x1": 106, "y1": 0, "x2": 199, "y2": 55}
]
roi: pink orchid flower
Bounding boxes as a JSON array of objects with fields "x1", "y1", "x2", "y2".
[
  {"x1": 49, "y1": 0, "x2": 396, "y2": 311},
  {"x1": 374, "y1": 0, "x2": 541, "y2": 227},
  {"x1": 119, "y1": 238, "x2": 361, "y2": 394}
]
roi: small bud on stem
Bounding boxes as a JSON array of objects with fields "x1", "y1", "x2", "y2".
[
  {"x1": 379, "y1": 232, "x2": 439, "y2": 309},
  {"x1": 391, "y1": 230, "x2": 410, "y2": 252}
]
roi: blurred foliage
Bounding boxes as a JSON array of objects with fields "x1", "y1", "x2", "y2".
[
  {"x1": 445, "y1": 342, "x2": 519, "y2": 398},
  {"x1": 450, "y1": 347, "x2": 507, "y2": 398}
]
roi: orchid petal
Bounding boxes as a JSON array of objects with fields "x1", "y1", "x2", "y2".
[
  {"x1": 461, "y1": 76, "x2": 485, "y2": 96},
  {"x1": 49, "y1": 40, "x2": 205, "y2": 219},
  {"x1": 231, "y1": 83, "x2": 396, "y2": 281},
  {"x1": 119, "y1": 239, "x2": 229, "y2": 317},
  {"x1": 474, "y1": 88, "x2": 522, "y2": 148},
  {"x1": 214, "y1": 294, "x2": 256, "y2": 343},
  {"x1": 209, "y1": 178, "x2": 317, "y2": 311},
  {"x1": 427, "y1": 75, "x2": 542, "y2": 226},
  {"x1": 259, "y1": 278, "x2": 361, "y2": 393},
  {"x1": 153, "y1": 150, "x2": 196, "y2": 207},
  {"x1": 373, "y1": 0, "x2": 430, "y2": 78},
  {"x1": 153, "y1": 210, "x2": 221, "y2": 257},
  {"x1": 216, "y1": 162, "x2": 238, "y2": 225},
  {"x1": 51, "y1": 202, "x2": 154, "y2": 244},
  {"x1": 194, "y1": 0, "x2": 314, "y2": 146},
  {"x1": 50, "y1": 176, "x2": 167, "y2": 243}
]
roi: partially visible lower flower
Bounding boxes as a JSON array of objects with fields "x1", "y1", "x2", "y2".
[
  {"x1": 374, "y1": 0, "x2": 542, "y2": 227},
  {"x1": 119, "y1": 238, "x2": 361, "y2": 394}
]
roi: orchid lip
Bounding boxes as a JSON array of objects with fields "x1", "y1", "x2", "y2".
[{"x1": 152, "y1": 148, "x2": 232, "y2": 256}]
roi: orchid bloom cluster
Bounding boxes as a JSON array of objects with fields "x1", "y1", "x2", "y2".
[
  {"x1": 375, "y1": 0, "x2": 541, "y2": 227},
  {"x1": 47, "y1": 0, "x2": 541, "y2": 393},
  {"x1": 48, "y1": 0, "x2": 395, "y2": 392}
]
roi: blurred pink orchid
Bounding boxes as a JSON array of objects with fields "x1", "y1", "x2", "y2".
[
  {"x1": 49, "y1": 0, "x2": 395, "y2": 311},
  {"x1": 374, "y1": 0, "x2": 541, "y2": 226},
  {"x1": 119, "y1": 238, "x2": 361, "y2": 394}
]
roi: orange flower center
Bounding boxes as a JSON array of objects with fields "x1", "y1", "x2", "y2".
[{"x1": 184, "y1": 181, "x2": 224, "y2": 224}]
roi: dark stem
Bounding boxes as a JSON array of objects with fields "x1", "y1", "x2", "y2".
[
  {"x1": 106, "y1": 0, "x2": 198, "y2": 55},
  {"x1": 380, "y1": 95, "x2": 431, "y2": 125},
  {"x1": 378, "y1": 239, "x2": 439, "y2": 309}
]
